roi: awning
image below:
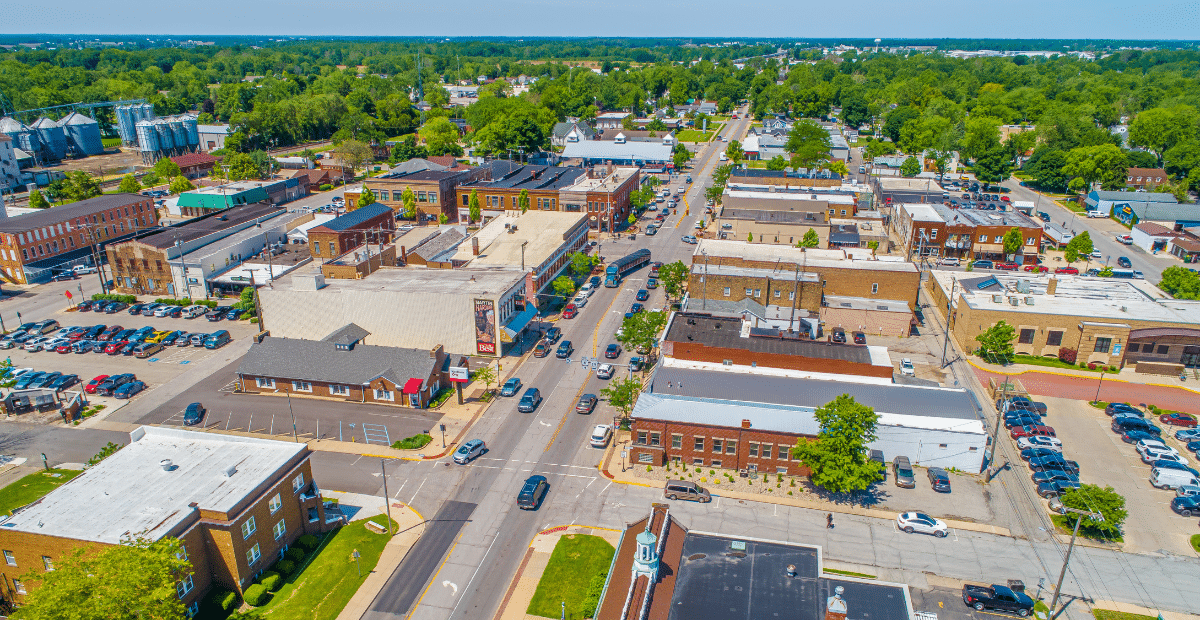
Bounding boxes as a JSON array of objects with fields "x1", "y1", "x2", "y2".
[
  {"x1": 500, "y1": 305, "x2": 539, "y2": 343},
  {"x1": 401, "y1": 378, "x2": 424, "y2": 394}
]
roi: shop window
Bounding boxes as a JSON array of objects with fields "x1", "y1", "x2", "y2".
[
  {"x1": 712, "y1": 439, "x2": 723, "y2": 454},
  {"x1": 1019, "y1": 329, "x2": 1035, "y2": 344},
  {"x1": 1158, "y1": 345, "x2": 1169, "y2": 355},
  {"x1": 638, "y1": 453, "x2": 652, "y2": 463},
  {"x1": 1047, "y1": 331, "x2": 1063, "y2": 346},
  {"x1": 1127, "y1": 344, "x2": 1139, "y2": 353},
  {"x1": 1094, "y1": 337, "x2": 1112, "y2": 353}
]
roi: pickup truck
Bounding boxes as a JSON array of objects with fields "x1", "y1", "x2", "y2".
[{"x1": 961, "y1": 584, "x2": 1034, "y2": 616}]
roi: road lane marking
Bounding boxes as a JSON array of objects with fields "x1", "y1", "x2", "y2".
[{"x1": 406, "y1": 533, "x2": 463, "y2": 620}]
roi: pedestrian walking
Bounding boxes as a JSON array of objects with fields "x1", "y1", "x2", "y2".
[{"x1": 826, "y1": 513, "x2": 834, "y2": 529}]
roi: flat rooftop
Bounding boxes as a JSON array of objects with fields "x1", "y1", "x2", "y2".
[
  {"x1": 691, "y1": 263, "x2": 821, "y2": 282},
  {"x1": 0, "y1": 427, "x2": 306, "y2": 544},
  {"x1": 665, "y1": 312, "x2": 890, "y2": 366},
  {"x1": 930, "y1": 270, "x2": 1200, "y2": 325},
  {"x1": 694, "y1": 239, "x2": 918, "y2": 273},
  {"x1": 875, "y1": 177, "x2": 943, "y2": 192},
  {"x1": 281, "y1": 267, "x2": 526, "y2": 297},
  {"x1": 726, "y1": 190, "x2": 855, "y2": 205},
  {"x1": 454, "y1": 211, "x2": 586, "y2": 265},
  {"x1": 952, "y1": 208, "x2": 1041, "y2": 228},
  {"x1": 134, "y1": 204, "x2": 285, "y2": 249},
  {"x1": 898, "y1": 203, "x2": 942, "y2": 222}
]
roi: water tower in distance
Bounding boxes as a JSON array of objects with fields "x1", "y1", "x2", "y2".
[{"x1": 875, "y1": 38, "x2": 881, "y2": 53}]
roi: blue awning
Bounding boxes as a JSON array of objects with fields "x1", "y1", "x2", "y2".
[{"x1": 501, "y1": 305, "x2": 539, "y2": 343}]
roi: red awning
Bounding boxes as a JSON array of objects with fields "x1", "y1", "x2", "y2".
[{"x1": 401, "y1": 378, "x2": 423, "y2": 394}]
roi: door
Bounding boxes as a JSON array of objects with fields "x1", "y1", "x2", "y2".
[{"x1": 1182, "y1": 346, "x2": 1200, "y2": 367}]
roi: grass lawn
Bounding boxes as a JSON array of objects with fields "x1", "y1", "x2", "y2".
[
  {"x1": 247, "y1": 516, "x2": 397, "y2": 620},
  {"x1": 1093, "y1": 611, "x2": 1158, "y2": 620},
  {"x1": 1191, "y1": 534, "x2": 1200, "y2": 553},
  {"x1": 0, "y1": 469, "x2": 83, "y2": 516},
  {"x1": 676, "y1": 129, "x2": 715, "y2": 142},
  {"x1": 527, "y1": 534, "x2": 615, "y2": 619},
  {"x1": 1009, "y1": 354, "x2": 1108, "y2": 373},
  {"x1": 101, "y1": 137, "x2": 122, "y2": 148}
]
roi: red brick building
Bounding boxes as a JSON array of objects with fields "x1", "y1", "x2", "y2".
[
  {"x1": 170, "y1": 152, "x2": 218, "y2": 179},
  {"x1": 308, "y1": 203, "x2": 395, "y2": 262}
]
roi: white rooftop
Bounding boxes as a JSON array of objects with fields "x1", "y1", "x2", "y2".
[
  {"x1": 0, "y1": 427, "x2": 306, "y2": 544},
  {"x1": 694, "y1": 239, "x2": 919, "y2": 273},
  {"x1": 455, "y1": 210, "x2": 587, "y2": 266},
  {"x1": 726, "y1": 189, "x2": 856, "y2": 205},
  {"x1": 898, "y1": 203, "x2": 942, "y2": 222},
  {"x1": 281, "y1": 266, "x2": 526, "y2": 297}
]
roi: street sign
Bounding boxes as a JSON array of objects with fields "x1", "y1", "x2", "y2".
[
  {"x1": 448, "y1": 366, "x2": 469, "y2": 382},
  {"x1": 590, "y1": 360, "x2": 599, "y2": 370}
]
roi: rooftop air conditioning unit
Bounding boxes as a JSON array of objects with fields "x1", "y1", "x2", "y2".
[
  {"x1": 1009, "y1": 296, "x2": 1019, "y2": 306},
  {"x1": 1024, "y1": 296, "x2": 1034, "y2": 305},
  {"x1": 992, "y1": 294, "x2": 1003, "y2": 303}
]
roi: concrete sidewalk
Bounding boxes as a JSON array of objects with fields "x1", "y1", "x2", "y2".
[
  {"x1": 597, "y1": 429, "x2": 1012, "y2": 538},
  {"x1": 491, "y1": 525, "x2": 623, "y2": 620},
  {"x1": 336, "y1": 502, "x2": 426, "y2": 620}
]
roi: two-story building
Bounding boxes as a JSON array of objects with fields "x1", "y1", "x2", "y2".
[
  {"x1": 456, "y1": 162, "x2": 588, "y2": 224},
  {"x1": 895, "y1": 203, "x2": 1042, "y2": 264},
  {"x1": 308, "y1": 203, "x2": 395, "y2": 262},
  {"x1": 349, "y1": 165, "x2": 485, "y2": 222}
]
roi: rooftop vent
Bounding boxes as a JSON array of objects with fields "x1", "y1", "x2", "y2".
[
  {"x1": 223, "y1": 464, "x2": 237, "y2": 478},
  {"x1": 160, "y1": 459, "x2": 174, "y2": 471},
  {"x1": 1009, "y1": 296, "x2": 1019, "y2": 306}
]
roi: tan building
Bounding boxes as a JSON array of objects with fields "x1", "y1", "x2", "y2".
[
  {"x1": 0, "y1": 427, "x2": 329, "y2": 612},
  {"x1": 714, "y1": 192, "x2": 831, "y2": 247},
  {"x1": 928, "y1": 270, "x2": 1200, "y2": 370}
]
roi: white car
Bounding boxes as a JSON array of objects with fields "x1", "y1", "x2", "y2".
[
  {"x1": 1134, "y1": 438, "x2": 1171, "y2": 455},
  {"x1": 1115, "y1": 235, "x2": 1133, "y2": 245},
  {"x1": 1091, "y1": 250, "x2": 1103, "y2": 259},
  {"x1": 681, "y1": 235, "x2": 698, "y2": 244},
  {"x1": 939, "y1": 257, "x2": 960, "y2": 267},
  {"x1": 22, "y1": 337, "x2": 51, "y2": 351},
  {"x1": 895, "y1": 512, "x2": 948, "y2": 537},
  {"x1": 154, "y1": 305, "x2": 177, "y2": 317},
  {"x1": 1016, "y1": 436, "x2": 1062, "y2": 451},
  {"x1": 1143, "y1": 449, "x2": 1188, "y2": 466},
  {"x1": 589, "y1": 424, "x2": 612, "y2": 448},
  {"x1": 596, "y1": 363, "x2": 615, "y2": 379},
  {"x1": 183, "y1": 305, "x2": 209, "y2": 319},
  {"x1": 72, "y1": 265, "x2": 98, "y2": 275},
  {"x1": 1087, "y1": 209, "x2": 1109, "y2": 218},
  {"x1": 900, "y1": 359, "x2": 915, "y2": 376},
  {"x1": 572, "y1": 295, "x2": 588, "y2": 308}
]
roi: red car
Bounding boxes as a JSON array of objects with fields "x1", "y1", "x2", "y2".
[
  {"x1": 1022, "y1": 265, "x2": 1048, "y2": 272},
  {"x1": 996, "y1": 262, "x2": 1019, "y2": 271},
  {"x1": 84, "y1": 375, "x2": 109, "y2": 394},
  {"x1": 1011, "y1": 424, "x2": 1056, "y2": 439},
  {"x1": 105, "y1": 340, "x2": 128, "y2": 354},
  {"x1": 562, "y1": 304, "x2": 578, "y2": 319},
  {"x1": 1160, "y1": 413, "x2": 1198, "y2": 428},
  {"x1": 1000, "y1": 195, "x2": 1010, "y2": 202},
  {"x1": 1054, "y1": 267, "x2": 1079, "y2": 275},
  {"x1": 55, "y1": 342, "x2": 73, "y2": 353}
]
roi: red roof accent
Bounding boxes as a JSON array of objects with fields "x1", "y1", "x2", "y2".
[
  {"x1": 402, "y1": 378, "x2": 424, "y2": 394},
  {"x1": 170, "y1": 153, "x2": 218, "y2": 167}
]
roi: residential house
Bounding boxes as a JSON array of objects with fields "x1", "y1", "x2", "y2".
[
  {"x1": 169, "y1": 152, "x2": 218, "y2": 180},
  {"x1": 1126, "y1": 168, "x2": 1169, "y2": 190}
]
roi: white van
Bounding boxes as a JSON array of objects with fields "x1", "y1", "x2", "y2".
[
  {"x1": 1149, "y1": 467, "x2": 1200, "y2": 490},
  {"x1": 579, "y1": 283, "x2": 594, "y2": 297},
  {"x1": 1087, "y1": 209, "x2": 1109, "y2": 218},
  {"x1": 183, "y1": 305, "x2": 210, "y2": 319},
  {"x1": 719, "y1": 153, "x2": 728, "y2": 161}
]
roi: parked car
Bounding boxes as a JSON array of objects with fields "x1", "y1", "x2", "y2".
[
  {"x1": 852, "y1": 331, "x2": 866, "y2": 345},
  {"x1": 635, "y1": 289, "x2": 649, "y2": 301},
  {"x1": 961, "y1": 584, "x2": 1035, "y2": 617},
  {"x1": 1032, "y1": 470, "x2": 1079, "y2": 485},
  {"x1": 1175, "y1": 428, "x2": 1200, "y2": 441},
  {"x1": 453, "y1": 439, "x2": 487, "y2": 464},
  {"x1": 896, "y1": 512, "x2": 948, "y2": 537},
  {"x1": 1150, "y1": 467, "x2": 1200, "y2": 490},
  {"x1": 556, "y1": 341, "x2": 573, "y2": 359},
  {"x1": 135, "y1": 342, "x2": 164, "y2": 358},
  {"x1": 517, "y1": 387, "x2": 542, "y2": 413},
  {"x1": 14, "y1": 372, "x2": 45, "y2": 390},
  {"x1": 96, "y1": 373, "x2": 135, "y2": 396},
  {"x1": 972, "y1": 260, "x2": 994, "y2": 269},
  {"x1": 1105, "y1": 402, "x2": 1142, "y2": 417},
  {"x1": 927, "y1": 467, "x2": 951, "y2": 492},
  {"x1": 183, "y1": 402, "x2": 206, "y2": 426},
  {"x1": 662, "y1": 478, "x2": 713, "y2": 504},
  {"x1": 589, "y1": 424, "x2": 612, "y2": 448},
  {"x1": 576, "y1": 394, "x2": 597, "y2": 414},
  {"x1": 831, "y1": 328, "x2": 846, "y2": 343},
  {"x1": 995, "y1": 262, "x2": 1019, "y2": 271},
  {"x1": 1117, "y1": 256, "x2": 1132, "y2": 268},
  {"x1": 543, "y1": 327, "x2": 561, "y2": 344},
  {"x1": 681, "y1": 235, "x2": 698, "y2": 244},
  {"x1": 893, "y1": 456, "x2": 915, "y2": 488},
  {"x1": 204, "y1": 330, "x2": 231, "y2": 349},
  {"x1": 183, "y1": 305, "x2": 209, "y2": 319},
  {"x1": 605, "y1": 343, "x2": 622, "y2": 359},
  {"x1": 516, "y1": 475, "x2": 549, "y2": 509},
  {"x1": 225, "y1": 308, "x2": 243, "y2": 320},
  {"x1": 561, "y1": 304, "x2": 578, "y2": 319},
  {"x1": 500, "y1": 378, "x2": 522, "y2": 397},
  {"x1": 1028, "y1": 455, "x2": 1080, "y2": 475},
  {"x1": 113, "y1": 380, "x2": 147, "y2": 399},
  {"x1": 189, "y1": 333, "x2": 208, "y2": 346},
  {"x1": 1016, "y1": 436, "x2": 1062, "y2": 451},
  {"x1": 532, "y1": 341, "x2": 551, "y2": 358},
  {"x1": 1161, "y1": 413, "x2": 1198, "y2": 427},
  {"x1": 899, "y1": 358, "x2": 915, "y2": 376},
  {"x1": 1170, "y1": 496, "x2": 1200, "y2": 517},
  {"x1": 1053, "y1": 266, "x2": 1079, "y2": 275}
]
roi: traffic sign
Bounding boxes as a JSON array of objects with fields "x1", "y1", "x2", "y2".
[
  {"x1": 564, "y1": 357, "x2": 573, "y2": 365},
  {"x1": 579, "y1": 357, "x2": 588, "y2": 368},
  {"x1": 590, "y1": 361, "x2": 599, "y2": 370}
]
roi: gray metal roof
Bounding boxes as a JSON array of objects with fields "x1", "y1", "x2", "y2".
[
  {"x1": 560, "y1": 140, "x2": 672, "y2": 162},
  {"x1": 650, "y1": 366, "x2": 977, "y2": 420},
  {"x1": 237, "y1": 335, "x2": 438, "y2": 388},
  {"x1": 410, "y1": 228, "x2": 465, "y2": 261},
  {"x1": 1088, "y1": 190, "x2": 1176, "y2": 204}
]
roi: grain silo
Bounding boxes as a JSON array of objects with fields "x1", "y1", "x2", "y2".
[
  {"x1": 59, "y1": 112, "x2": 105, "y2": 156},
  {"x1": 155, "y1": 119, "x2": 176, "y2": 152},
  {"x1": 115, "y1": 105, "x2": 137, "y2": 144},
  {"x1": 138, "y1": 102, "x2": 155, "y2": 123},
  {"x1": 169, "y1": 117, "x2": 187, "y2": 151},
  {"x1": 32, "y1": 117, "x2": 66, "y2": 161},
  {"x1": 182, "y1": 115, "x2": 199, "y2": 148},
  {"x1": 0, "y1": 117, "x2": 41, "y2": 156},
  {"x1": 136, "y1": 120, "x2": 160, "y2": 164}
]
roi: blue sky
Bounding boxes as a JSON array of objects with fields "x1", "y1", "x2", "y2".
[{"x1": 6, "y1": 0, "x2": 1198, "y2": 40}]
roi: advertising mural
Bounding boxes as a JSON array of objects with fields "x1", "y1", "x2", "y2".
[{"x1": 474, "y1": 298, "x2": 496, "y2": 354}]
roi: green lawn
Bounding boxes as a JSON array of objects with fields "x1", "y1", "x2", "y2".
[
  {"x1": 247, "y1": 516, "x2": 397, "y2": 620},
  {"x1": 676, "y1": 130, "x2": 715, "y2": 142},
  {"x1": 1093, "y1": 610, "x2": 1158, "y2": 620},
  {"x1": 1009, "y1": 354, "x2": 1108, "y2": 373},
  {"x1": 527, "y1": 534, "x2": 615, "y2": 619},
  {"x1": 0, "y1": 469, "x2": 83, "y2": 516},
  {"x1": 1191, "y1": 534, "x2": 1200, "y2": 553}
]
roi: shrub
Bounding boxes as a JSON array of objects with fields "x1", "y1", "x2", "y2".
[
  {"x1": 1087, "y1": 362, "x2": 1098, "y2": 370},
  {"x1": 298, "y1": 534, "x2": 319, "y2": 550},
  {"x1": 218, "y1": 589, "x2": 239, "y2": 611},
  {"x1": 319, "y1": 183, "x2": 332, "y2": 191},
  {"x1": 259, "y1": 571, "x2": 282, "y2": 592},
  {"x1": 392, "y1": 434, "x2": 432, "y2": 450},
  {"x1": 90, "y1": 293, "x2": 137, "y2": 303},
  {"x1": 1058, "y1": 347, "x2": 1078, "y2": 364},
  {"x1": 243, "y1": 584, "x2": 270, "y2": 606},
  {"x1": 580, "y1": 573, "x2": 607, "y2": 618},
  {"x1": 285, "y1": 546, "x2": 304, "y2": 563},
  {"x1": 646, "y1": 464, "x2": 652, "y2": 472},
  {"x1": 274, "y1": 559, "x2": 295, "y2": 575}
]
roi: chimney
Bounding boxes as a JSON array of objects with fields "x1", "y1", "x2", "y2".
[
  {"x1": 1046, "y1": 277, "x2": 1057, "y2": 296},
  {"x1": 472, "y1": 237, "x2": 480, "y2": 255},
  {"x1": 741, "y1": 419, "x2": 752, "y2": 429},
  {"x1": 400, "y1": 245, "x2": 407, "y2": 265}
]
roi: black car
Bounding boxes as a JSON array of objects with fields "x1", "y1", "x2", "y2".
[
  {"x1": 556, "y1": 341, "x2": 573, "y2": 359},
  {"x1": 831, "y1": 329, "x2": 846, "y2": 343},
  {"x1": 104, "y1": 301, "x2": 129, "y2": 314},
  {"x1": 206, "y1": 307, "x2": 229, "y2": 321},
  {"x1": 1032, "y1": 470, "x2": 1078, "y2": 485},
  {"x1": 1171, "y1": 496, "x2": 1200, "y2": 517},
  {"x1": 517, "y1": 387, "x2": 542, "y2": 413},
  {"x1": 1004, "y1": 415, "x2": 1042, "y2": 429},
  {"x1": 77, "y1": 300, "x2": 95, "y2": 312},
  {"x1": 97, "y1": 373, "x2": 135, "y2": 396},
  {"x1": 127, "y1": 303, "x2": 147, "y2": 315},
  {"x1": 636, "y1": 289, "x2": 649, "y2": 301},
  {"x1": 1038, "y1": 212, "x2": 1051, "y2": 222},
  {"x1": 516, "y1": 475, "x2": 549, "y2": 510},
  {"x1": 51, "y1": 271, "x2": 78, "y2": 282},
  {"x1": 605, "y1": 343, "x2": 622, "y2": 359},
  {"x1": 1113, "y1": 418, "x2": 1162, "y2": 436},
  {"x1": 225, "y1": 308, "x2": 243, "y2": 320},
  {"x1": 1028, "y1": 456, "x2": 1080, "y2": 475},
  {"x1": 927, "y1": 467, "x2": 951, "y2": 492},
  {"x1": 48, "y1": 374, "x2": 80, "y2": 390},
  {"x1": 1020, "y1": 447, "x2": 1060, "y2": 461},
  {"x1": 1105, "y1": 402, "x2": 1142, "y2": 417},
  {"x1": 543, "y1": 327, "x2": 562, "y2": 344},
  {"x1": 183, "y1": 402, "x2": 206, "y2": 426},
  {"x1": 1121, "y1": 429, "x2": 1162, "y2": 444},
  {"x1": 852, "y1": 331, "x2": 866, "y2": 345},
  {"x1": 589, "y1": 276, "x2": 600, "y2": 288},
  {"x1": 1117, "y1": 256, "x2": 1132, "y2": 268},
  {"x1": 1037, "y1": 479, "x2": 1082, "y2": 498}
]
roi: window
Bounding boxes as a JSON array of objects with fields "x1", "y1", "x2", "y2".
[
  {"x1": 417, "y1": 191, "x2": 427, "y2": 202},
  {"x1": 693, "y1": 458, "x2": 704, "y2": 465},
  {"x1": 330, "y1": 385, "x2": 349, "y2": 396},
  {"x1": 994, "y1": 235, "x2": 1003, "y2": 243},
  {"x1": 649, "y1": 432, "x2": 661, "y2": 446},
  {"x1": 637, "y1": 430, "x2": 648, "y2": 444},
  {"x1": 188, "y1": 601, "x2": 200, "y2": 617},
  {"x1": 694, "y1": 437, "x2": 705, "y2": 451},
  {"x1": 269, "y1": 493, "x2": 282, "y2": 514},
  {"x1": 255, "y1": 377, "x2": 275, "y2": 389},
  {"x1": 752, "y1": 289, "x2": 761, "y2": 297},
  {"x1": 293, "y1": 473, "x2": 305, "y2": 493},
  {"x1": 429, "y1": 192, "x2": 438, "y2": 203},
  {"x1": 3, "y1": 550, "x2": 14, "y2": 566},
  {"x1": 273, "y1": 519, "x2": 287, "y2": 541},
  {"x1": 176, "y1": 546, "x2": 188, "y2": 562},
  {"x1": 241, "y1": 516, "x2": 257, "y2": 539},
  {"x1": 42, "y1": 556, "x2": 53, "y2": 571},
  {"x1": 1158, "y1": 345, "x2": 1169, "y2": 355},
  {"x1": 761, "y1": 444, "x2": 772, "y2": 459},
  {"x1": 1026, "y1": 237, "x2": 1036, "y2": 246},
  {"x1": 745, "y1": 288, "x2": 752, "y2": 296},
  {"x1": 712, "y1": 439, "x2": 723, "y2": 453},
  {"x1": 789, "y1": 291, "x2": 795, "y2": 301},
  {"x1": 777, "y1": 466, "x2": 789, "y2": 474},
  {"x1": 374, "y1": 389, "x2": 394, "y2": 401},
  {"x1": 177, "y1": 574, "x2": 194, "y2": 598},
  {"x1": 725, "y1": 441, "x2": 736, "y2": 454},
  {"x1": 463, "y1": 194, "x2": 470, "y2": 206},
  {"x1": 246, "y1": 543, "x2": 261, "y2": 566},
  {"x1": 671, "y1": 434, "x2": 682, "y2": 449},
  {"x1": 871, "y1": 283, "x2": 879, "y2": 294},
  {"x1": 778, "y1": 445, "x2": 789, "y2": 460},
  {"x1": 1047, "y1": 330, "x2": 1063, "y2": 347},
  {"x1": 292, "y1": 381, "x2": 312, "y2": 392},
  {"x1": 378, "y1": 190, "x2": 390, "y2": 201},
  {"x1": 638, "y1": 453, "x2": 652, "y2": 463},
  {"x1": 1127, "y1": 343, "x2": 1139, "y2": 353},
  {"x1": 930, "y1": 229, "x2": 938, "y2": 240},
  {"x1": 749, "y1": 442, "x2": 759, "y2": 457},
  {"x1": 774, "y1": 290, "x2": 782, "y2": 298},
  {"x1": 13, "y1": 579, "x2": 25, "y2": 595},
  {"x1": 723, "y1": 287, "x2": 730, "y2": 297},
  {"x1": 1094, "y1": 337, "x2": 1112, "y2": 353},
  {"x1": 978, "y1": 234, "x2": 987, "y2": 242},
  {"x1": 1019, "y1": 329, "x2": 1035, "y2": 344},
  {"x1": 328, "y1": 242, "x2": 336, "y2": 256},
  {"x1": 711, "y1": 460, "x2": 722, "y2": 468}
]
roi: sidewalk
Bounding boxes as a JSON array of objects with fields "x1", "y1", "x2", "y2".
[
  {"x1": 491, "y1": 525, "x2": 623, "y2": 620},
  {"x1": 968, "y1": 359, "x2": 1200, "y2": 415},
  {"x1": 597, "y1": 429, "x2": 1011, "y2": 538},
  {"x1": 335, "y1": 502, "x2": 426, "y2": 620},
  {"x1": 968, "y1": 357, "x2": 1200, "y2": 392}
]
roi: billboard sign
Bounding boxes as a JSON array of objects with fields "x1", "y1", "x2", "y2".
[{"x1": 474, "y1": 298, "x2": 497, "y2": 354}]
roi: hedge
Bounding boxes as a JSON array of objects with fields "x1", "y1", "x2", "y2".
[
  {"x1": 243, "y1": 583, "x2": 269, "y2": 606},
  {"x1": 285, "y1": 547, "x2": 304, "y2": 563},
  {"x1": 319, "y1": 183, "x2": 332, "y2": 191},
  {"x1": 218, "y1": 589, "x2": 239, "y2": 611},
  {"x1": 274, "y1": 559, "x2": 296, "y2": 576},
  {"x1": 260, "y1": 570, "x2": 283, "y2": 592},
  {"x1": 90, "y1": 293, "x2": 136, "y2": 303},
  {"x1": 298, "y1": 534, "x2": 319, "y2": 550}
]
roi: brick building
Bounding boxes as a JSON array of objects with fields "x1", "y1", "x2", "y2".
[
  {"x1": 0, "y1": 193, "x2": 157, "y2": 284},
  {"x1": 236, "y1": 325, "x2": 460, "y2": 409},
  {"x1": 557, "y1": 167, "x2": 640, "y2": 233},
  {"x1": 1126, "y1": 167, "x2": 1169, "y2": 190},
  {"x1": 927, "y1": 270, "x2": 1200, "y2": 370},
  {"x1": 348, "y1": 166, "x2": 487, "y2": 222},
  {"x1": 895, "y1": 203, "x2": 1043, "y2": 264},
  {"x1": 0, "y1": 427, "x2": 329, "y2": 612},
  {"x1": 308, "y1": 203, "x2": 395, "y2": 262},
  {"x1": 714, "y1": 192, "x2": 832, "y2": 247},
  {"x1": 628, "y1": 360, "x2": 986, "y2": 473},
  {"x1": 170, "y1": 152, "x2": 218, "y2": 179},
  {"x1": 457, "y1": 161, "x2": 587, "y2": 223},
  {"x1": 107, "y1": 203, "x2": 286, "y2": 296}
]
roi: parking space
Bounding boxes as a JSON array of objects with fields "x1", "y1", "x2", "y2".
[
  {"x1": 1019, "y1": 397, "x2": 1198, "y2": 554},
  {"x1": 909, "y1": 585, "x2": 1038, "y2": 620}
]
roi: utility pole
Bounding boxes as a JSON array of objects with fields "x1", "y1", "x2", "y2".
[
  {"x1": 1049, "y1": 506, "x2": 1103, "y2": 620},
  {"x1": 941, "y1": 277, "x2": 956, "y2": 368},
  {"x1": 984, "y1": 375, "x2": 1010, "y2": 482},
  {"x1": 380, "y1": 459, "x2": 393, "y2": 536},
  {"x1": 246, "y1": 269, "x2": 266, "y2": 332},
  {"x1": 701, "y1": 249, "x2": 709, "y2": 310}
]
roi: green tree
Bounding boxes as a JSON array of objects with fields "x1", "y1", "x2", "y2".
[
  {"x1": 615, "y1": 309, "x2": 668, "y2": 353},
  {"x1": 1064, "y1": 230, "x2": 1094, "y2": 263},
  {"x1": 437, "y1": 213, "x2": 449, "y2": 225},
  {"x1": 517, "y1": 189, "x2": 530, "y2": 213},
  {"x1": 673, "y1": 149, "x2": 690, "y2": 170},
  {"x1": 1025, "y1": 148, "x2": 1069, "y2": 192},
  {"x1": 140, "y1": 171, "x2": 159, "y2": 187},
  {"x1": 333, "y1": 139, "x2": 373, "y2": 178},
  {"x1": 766, "y1": 155, "x2": 788, "y2": 171},
  {"x1": 222, "y1": 152, "x2": 262, "y2": 181},
  {"x1": 798, "y1": 228, "x2": 820, "y2": 248},
  {"x1": 961, "y1": 116, "x2": 1003, "y2": 162},
  {"x1": 569, "y1": 252, "x2": 598, "y2": 279},
  {"x1": 168, "y1": 175, "x2": 194, "y2": 194},
  {"x1": 28, "y1": 189, "x2": 49, "y2": 209},
  {"x1": 400, "y1": 186, "x2": 417, "y2": 219},
  {"x1": 786, "y1": 119, "x2": 832, "y2": 170},
  {"x1": 600, "y1": 377, "x2": 642, "y2": 422},
  {"x1": 61, "y1": 171, "x2": 102, "y2": 202},
  {"x1": 657, "y1": 260, "x2": 689, "y2": 300},
  {"x1": 899, "y1": 156, "x2": 921, "y2": 178},
  {"x1": 1063, "y1": 144, "x2": 1128, "y2": 193},
  {"x1": 421, "y1": 117, "x2": 463, "y2": 156},
  {"x1": 827, "y1": 159, "x2": 849, "y2": 178},
  {"x1": 1128, "y1": 107, "x2": 1196, "y2": 166},
  {"x1": 234, "y1": 285, "x2": 257, "y2": 315},
  {"x1": 1002, "y1": 227, "x2": 1023, "y2": 258},
  {"x1": 973, "y1": 144, "x2": 1015, "y2": 184},
  {"x1": 863, "y1": 139, "x2": 896, "y2": 160},
  {"x1": 725, "y1": 140, "x2": 744, "y2": 165},
  {"x1": 472, "y1": 364, "x2": 496, "y2": 395},
  {"x1": 358, "y1": 186, "x2": 376, "y2": 207},
  {"x1": 117, "y1": 174, "x2": 141, "y2": 194},
  {"x1": 1055, "y1": 484, "x2": 1127, "y2": 540},
  {"x1": 153, "y1": 157, "x2": 182, "y2": 179},
  {"x1": 13, "y1": 536, "x2": 190, "y2": 620},
  {"x1": 975, "y1": 320, "x2": 1016, "y2": 361},
  {"x1": 468, "y1": 189, "x2": 481, "y2": 224},
  {"x1": 552, "y1": 275, "x2": 576, "y2": 300},
  {"x1": 1158, "y1": 266, "x2": 1200, "y2": 300},
  {"x1": 791, "y1": 395, "x2": 882, "y2": 494}
]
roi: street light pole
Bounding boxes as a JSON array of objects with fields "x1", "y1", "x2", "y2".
[
  {"x1": 284, "y1": 388, "x2": 297, "y2": 443},
  {"x1": 1093, "y1": 371, "x2": 1105, "y2": 404},
  {"x1": 380, "y1": 459, "x2": 394, "y2": 536},
  {"x1": 1048, "y1": 506, "x2": 1103, "y2": 619}
]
